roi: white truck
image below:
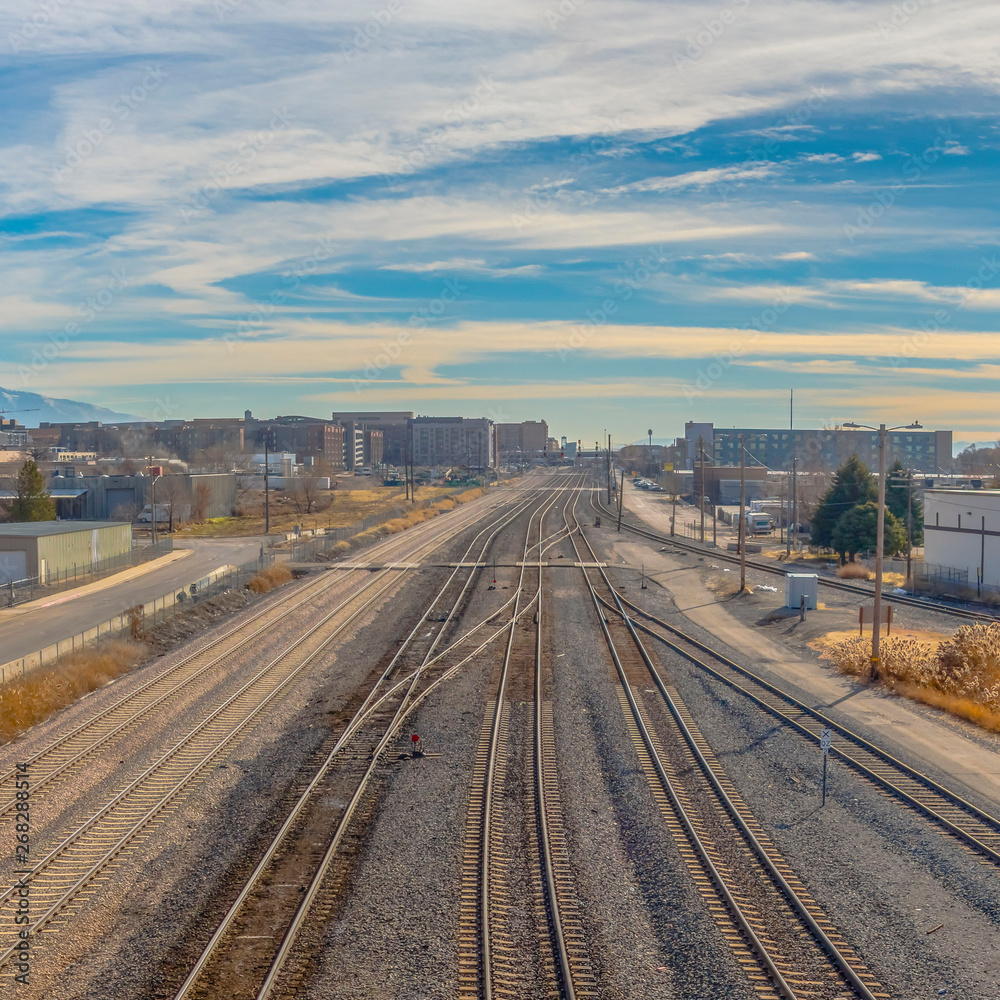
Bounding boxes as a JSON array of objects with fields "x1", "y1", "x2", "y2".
[
  {"x1": 139, "y1": 503, "x2": 190, "y2": 523},
  {"x1": 744, "y1": 510, "x2": 773, "y2": 535}
]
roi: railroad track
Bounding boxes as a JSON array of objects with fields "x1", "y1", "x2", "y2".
[
  {"x1": 600, "y1": 590, "x2": 1000, "y2": 867},
  {"x1": 568, "y1": 489, "x2": 887, "y2": 1000},
  {"x1": 592, "y1": 490, "x2": 999, "y2": 622},
  {"x1": 0, "y1": 480, "x2": 539, "y2": 830},
  {"x1": 167, "y1": 482, "x2": 558, "y2": 999},
  {"x1": 460, "y1": 475, "x2": 596, "y2": 1000},
  {"x1": 0, "y1": 482, "x2": 545, "y2": 977}
]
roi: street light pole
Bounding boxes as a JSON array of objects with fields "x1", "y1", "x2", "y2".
[
  {"x1": 150, "y1": 473, "x2": 161, "y2": 545},
  {"x1": 698, "y1": 436, "x2": 706, "y2": 543},
  {"x1": 845, "y1": 419, "x2": 921, "y2": 680},
  {"x1": 739, "y1": 436, "x2": 746, "y2": 592},
  {"x1": 872, "y1": 423, "x2": 887, "y2": 680},
  {"x1": 608, "y1": 433, "x2": 612, "y2": 505},
  {"x1": 263, "y1": 432, "x2": 270, "y2": 535}
]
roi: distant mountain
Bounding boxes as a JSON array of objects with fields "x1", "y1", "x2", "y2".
[{"x1": 0, "y1": 387, "x2": 140, "y2": 427}]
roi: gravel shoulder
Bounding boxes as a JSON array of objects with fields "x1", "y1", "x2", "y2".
[{"x1": 586, "y1": 502, "x2": 1000, "y2": 999}]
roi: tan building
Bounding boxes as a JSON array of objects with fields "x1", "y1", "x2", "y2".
[{"x1": 496, "y1": 420, "x2": 548, "y2": 459}]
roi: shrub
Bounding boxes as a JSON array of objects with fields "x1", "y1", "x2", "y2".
[
  {"x1": 0, "y1": 640, "x2": 147, "y2": 745},
  {"x1": 828, "y1": 634, "x2": 934, "y2": 685},
  {"x1": 247, "y1": 564, "x2": 293, "y2": 594},
  {"x1": 828, "y1": 625, "x2": 1000, "y2": 730},
  {"x1": 836, "y1": 563, "x2": 871, "y2": 580}
]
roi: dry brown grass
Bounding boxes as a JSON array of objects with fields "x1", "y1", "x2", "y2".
[
  {"x1": 0, "y1": 640, "x2": 148, "y2": 745},
  {"x1": 836, "y1": 563, "x2": 871, "y2": 580},
  {"x1": 247, "y1": 564, "x2": 294, "y2": 594},
  {"x1": 823, "y1": 622, "x2": 1000, "y2": 732}
]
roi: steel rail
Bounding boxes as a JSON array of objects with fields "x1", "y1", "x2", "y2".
[
  {"x1": 569, "y1": 487, "x2": 881, "y2": 1000},
  {"x1": 479, "y1": 483, "x2": 565, "y2": 1000},
  {"x1": 603, "y1": 591, "x2": 1000, "y2": 865},
  {"x1": 0, "y1": 484, "x2": 545, "y2": 968},
  {"x1": 254, "y1": 480, "x2": 575, "y2": 1000},
  {"x1": 591, "y1": 491, "x2": 998, "y2": 622},
  {"x1": 0, "y1": 480, "x2": 539, "y2": 816},
  {"x1": 564, "y1": 492, "x2": 800, "y2": 999},
  {"x1": 533, "y1": 481, "x2": 579, "y2": 1000},
  {"x1": 174, "y1": 590, "x2": 526, "y2": 1000}
]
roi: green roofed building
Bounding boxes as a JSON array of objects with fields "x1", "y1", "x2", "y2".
[{"x1": 0, "y1": 521, "x2": 132, "y2": 584}]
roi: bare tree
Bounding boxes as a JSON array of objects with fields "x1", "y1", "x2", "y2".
[
  {"x1": 286, "y1": 474, "x2": 330, "y2": 515},
  {"x1": 111, "y1": 501, "x2": 141, "y2": 522},
  {"x1": 191, "y1": 482, "x2": 212, "y2": 521},
  {"x1": 157, "y1": 475, "x2": 191, "y2": 532}
]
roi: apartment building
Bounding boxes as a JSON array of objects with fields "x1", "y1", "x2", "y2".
[
  {"x1": 684, "y1": 422, "x2": 953, "y2": 472},
  {"x1": 411, "y1": 416, "x2": 494, "y2": 469}
]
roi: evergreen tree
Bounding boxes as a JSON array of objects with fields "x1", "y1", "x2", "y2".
[
  {"x1": 830, "y1": 502, "x2": 907, "y2": 563},
  {"x1": 11, "y1": 460, "x2": 56, "y2": 522},
  {"x1": 885, "y1": 460, "x2": 924, "y2": 546},
  {"x1": 810, "y1": 454, "x2": 877, "y2": 548}
]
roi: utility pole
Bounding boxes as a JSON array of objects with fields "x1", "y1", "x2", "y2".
[
  {"x1": 698, "y1": 436, "x2": 706, "y2": 544},
  {"x1": 739, "y1": 436, "x2": 746, "y2": 592},
  {"x1": 785, "y1": 465, "x2": 792, "y2": 559},
  {"x1": 617, "y1": 470, "x2": 625, "y2": 531},
  {"x1": 607, "y1": 433, "x2": 612, "y2": 505},
  {"x1": 263, "y1": 430, "x2": 270, "y2": 535},
  {"x1": 871, "y1": 423, "x2": 887, "y2": 681},
  {"x1": 791, "y1": 455, "x2": 798, "y2": 556},
  {"x1": 908, "y1": 473, "x2": 914, "y2": 588},
  {"x1": 844, "y1": 419, "x2": 921, "y2": 681}
]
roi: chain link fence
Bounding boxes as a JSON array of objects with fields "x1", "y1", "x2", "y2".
[
  {"x1": 290, "y1": 496, "x2": 442, "y2": 562},
  {"x1": 1, "y1": 538, "x2": 175, "y2": 609},
  {"x1": 0, "y1": 551, "x2": 273, "y2": 684}
]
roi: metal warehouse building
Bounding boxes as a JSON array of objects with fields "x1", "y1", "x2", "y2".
[{"x1": 0, "y1": 521, "x2": 132, "y2": 584}]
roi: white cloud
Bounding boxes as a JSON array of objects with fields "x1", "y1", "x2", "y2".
[
  {"x1": 605, "y1": 165, "x2": 778, "y2": 194},
  {"x1": 851, "y1": 152, "x2": 882, "y2": 162}
]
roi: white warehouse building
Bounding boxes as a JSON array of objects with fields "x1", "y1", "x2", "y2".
[{"x1": 923, "y1": 489, "x2": 1000, "y2": 589}]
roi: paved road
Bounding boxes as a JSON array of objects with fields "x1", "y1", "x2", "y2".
[{"x1": 0, "y1": 536, "x2": 271, "y2": 664}]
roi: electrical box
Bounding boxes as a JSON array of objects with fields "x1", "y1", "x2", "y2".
[{"x1": 785, "y1": 573, "x2": 818, "y2": 610}]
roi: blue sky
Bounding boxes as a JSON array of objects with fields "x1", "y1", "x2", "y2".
[{"x1": 1, "y1": 0, "x2": 998, "y2": 449}]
